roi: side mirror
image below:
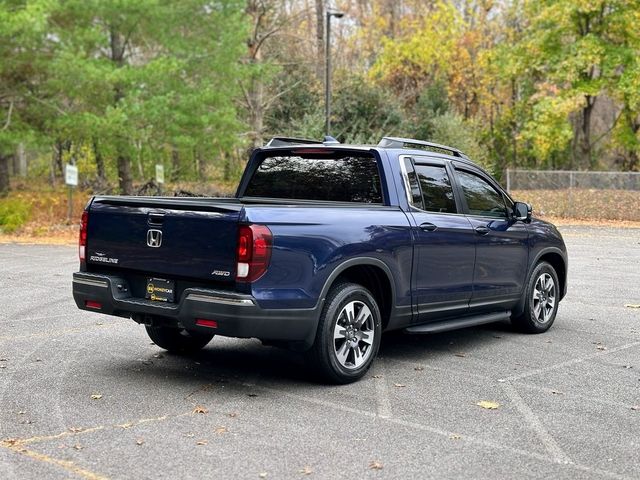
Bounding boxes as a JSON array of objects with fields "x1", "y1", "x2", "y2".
[{"x1": 513, "y1": 201, "x2": 532, "y2": 223}]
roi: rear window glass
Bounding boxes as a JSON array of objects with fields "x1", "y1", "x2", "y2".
[{"x1": 244, "y1": 153, "x2": 383, "y2": 203}]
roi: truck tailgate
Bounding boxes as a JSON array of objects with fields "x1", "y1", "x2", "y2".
[{"x1": 86, "y1": 196, "x2": 242, "y2": 283}]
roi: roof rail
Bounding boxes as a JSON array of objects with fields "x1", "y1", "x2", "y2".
[
  {"x1": 265, "y1": 136, "x2": 322, "y2": 147},
  {"x1": 378, "y1": 136, "x2": 468, "y2": 158}
]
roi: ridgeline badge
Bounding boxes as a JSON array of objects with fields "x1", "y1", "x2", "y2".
[{"x1": 89, "y1": 253, "x2": 119, "y2": 264}]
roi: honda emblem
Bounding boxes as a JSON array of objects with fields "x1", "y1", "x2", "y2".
[{"x1": 147, "y1": 229, "x2": 163, "y2": 248}]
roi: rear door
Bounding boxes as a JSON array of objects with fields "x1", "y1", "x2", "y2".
[
  {"x1": 452, "y1": 165, "x2": 529, "y2": 309},
  {"x1": 403, "y1": 156, "x2": 476, "y2": 322}
]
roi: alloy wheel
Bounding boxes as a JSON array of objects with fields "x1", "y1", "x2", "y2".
[{"x1": 333, "y1": 300, "x2": 375, "y2": 369}]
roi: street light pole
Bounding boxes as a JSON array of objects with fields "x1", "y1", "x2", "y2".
[{"x1": 325, "y1": 9, "x2": 343, "y2": 136}]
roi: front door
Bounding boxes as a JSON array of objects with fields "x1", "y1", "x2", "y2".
[{"x1": 453, "y1": 167, "x2": 529, "y2": 310}]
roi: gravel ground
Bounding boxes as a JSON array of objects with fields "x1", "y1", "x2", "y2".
[{"x1": 0, "y1": 225, "x2": 639, "y2": 480}]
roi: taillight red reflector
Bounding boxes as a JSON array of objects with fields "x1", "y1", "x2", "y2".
[
  {"x1": 79, "y1": 210, "x2": 88, "y2": 261},
  {"x1": 236, "y1": 224, "x2": 272, "y2": 282},
  {"x1": 196, "y1": 319, "x2": 218, "y2": 328},
  {"x1": 85, "y1": 300, "x2": 102, "y2": 310}
]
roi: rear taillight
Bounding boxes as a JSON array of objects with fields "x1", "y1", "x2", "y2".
[
  {"x1": 79, "y1": 210, "x2": 88, "y2": 262},
  {"x1": 236, "y1": 224, "x2": 272, "y2": 282}
]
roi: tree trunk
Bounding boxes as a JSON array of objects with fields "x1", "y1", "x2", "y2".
[
  {"x1": 93, "y1": 139, "x2": 106, "y2": 186},
  {"x1": 54, "y1": 141, "x2": 65, "y2": 177},
  {"x1": 171, "y1": 147, "x2": 180, "y2": 182},
  {"x1": 0, "y1": 154, "x2": 10, "y2": 197},
  {"x1": 579, "y1": 96, "x2": 596, "y2": 168},
  {"x1": 117, "y1": 154, "x2": 133, "y2": 195},
  {"x1": 16, "y1": 143, "x2": 26, "y2": 177},
  {"x1": 315, "y1": 0, "x2": 325, "y2": 80}
]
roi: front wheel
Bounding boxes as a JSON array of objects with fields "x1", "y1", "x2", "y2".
[
  {"x1": 306, "y1": 282, "x2": 382, "y2": 384},
  {"x1": 145, "y1": 325, "x2": 214, "y2": 354},
  {"x1": 511, "y1": 261, "x2": 560, "y2": 333}
]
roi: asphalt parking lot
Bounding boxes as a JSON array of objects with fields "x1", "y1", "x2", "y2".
[{"x1": 1, "y1": 225, "x2": 639, "y2": 480}]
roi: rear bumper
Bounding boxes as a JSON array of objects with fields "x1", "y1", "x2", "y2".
[{"x1": 72, "y1": 272, "x2": 318, "y2": 345}]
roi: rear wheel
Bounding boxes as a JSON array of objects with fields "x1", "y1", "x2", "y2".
[
  {"x1": 145, "y1": 326, "x2": 214, "y2": 354},
  {"x1": 511, "y1": 261, "x2": 559, "y2": 333},
  {"x1": 306, "y1": 282, "x2": 382, "y2": 384}
]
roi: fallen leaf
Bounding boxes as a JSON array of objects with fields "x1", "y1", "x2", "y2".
[
  {"x1": 625, "y1": 304, "x2": 640, "y2": 309},
  {"x1": 369, "y1": 460, "x2": 384, "y2": 470},
  {"x1": 90, "y1": 394, "x2": 102, "y2": 400},
  {"x1": 299, "y1": 466, "x2": 313, "y2": 475},
  {"x1": 196, "y1": 439, "x2": 208, "y2": 446},
  {"x1": 193, "y1": 406, "x2": 208, "y2": 414},
  {"x1": 450, "y1": 434, "x2": 461, "y2": 440},
  {"x1": 477, "y1": 400, "x2": 500, "y2": 410},
  {"x1": 136, "y1": 439, "x2": 144, "y2": 446},
  {"x1": 393, "y1": 383, "x2": 406, "y2": 388},
  {"x1": 214, "y1": 426, "x2": 228, "y2": 434},
  {"x1": 228, "y1": 412, "x2": 238, "y2": 418},
  {"x1": 454, "y1": 353, "x2": 466, "y2": 358},
  {"x1": 414, "y1": 366, "x2": 424, "y2": 371},
  {"x1": 371, "y1": 374, "x2": 382, "y2": 379}
]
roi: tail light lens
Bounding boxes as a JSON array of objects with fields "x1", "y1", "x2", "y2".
[
  {"x1": 236, "y1": 224, "x2": 272, "y2": 282},
  {"x1": 79, "y1": 210, "x2": 88, "y2": 262}
]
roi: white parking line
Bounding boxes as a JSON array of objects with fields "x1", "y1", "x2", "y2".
[
  {"x1": 372, "y1": 360, "x2": 392, "y2": 419},
  {"x1": 498, "y1": 341, "x2": 640, "y2": 382},
  {"x1": 501, "y1": 381, "x2": 572, "y2": 464}
]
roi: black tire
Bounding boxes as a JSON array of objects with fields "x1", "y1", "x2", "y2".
[
  {"x1": 306, "y1": 282, "x2": 382, "y2": 384},
  {"x1": 511, "y1": 261, "x2": 560, "y2": 333},
  {"x1": 145, "y1": 326, "x2": 214, "y2": 354}
]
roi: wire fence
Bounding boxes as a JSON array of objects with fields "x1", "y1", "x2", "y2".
[{"x1": 505, "y1": 169, "x2": 640, "y2": 222}]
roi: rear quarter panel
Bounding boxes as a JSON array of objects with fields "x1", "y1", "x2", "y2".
[{"x1": 241, "y1": 205, "x2": 413, "y2": 318}]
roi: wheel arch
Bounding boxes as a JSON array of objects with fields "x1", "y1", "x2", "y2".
[
  {"x1": 316, "y1": 258, "x2": 396, "y2": 332},
  {"x1": 513, "y1": 247, "x2": 567, "y2": 318},
  {"x1": 532, "y1": 248, "x2": 567, "y2": 300}
]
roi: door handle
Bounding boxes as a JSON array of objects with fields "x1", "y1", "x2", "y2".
[
  {"x1": 148, "y1": 213, "x2": 165, "y2": 226},
  {"x1": 475, "y1": 226, "x2": 490, "y2": 235},
  {"x1": 420, "y1": 222, "x2": 438, "y2": 232}
]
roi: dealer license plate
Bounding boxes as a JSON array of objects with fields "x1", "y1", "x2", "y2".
[{"x1": 146, "y1": 277, "x2": 175, "y2": 303}]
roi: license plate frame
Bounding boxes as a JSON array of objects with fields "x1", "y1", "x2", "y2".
[{"x1": 145, "y1": 277, "x2": 175, "y2": 303}]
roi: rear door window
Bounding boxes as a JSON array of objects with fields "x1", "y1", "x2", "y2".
[
  {"x1": 244, "y1": 152, "x2": 383, "y2": 203},
  {"x1": 413, "y1": 164, "x2": 457, "y2": 213}
]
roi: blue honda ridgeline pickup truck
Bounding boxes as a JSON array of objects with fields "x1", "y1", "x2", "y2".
[{"x1": 73, "y1": 136, "x2": 567, "y2": 383}]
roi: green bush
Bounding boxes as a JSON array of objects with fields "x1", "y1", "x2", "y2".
[{"x1": 0, "y1": 198, "x2": 31, "y2": 233}]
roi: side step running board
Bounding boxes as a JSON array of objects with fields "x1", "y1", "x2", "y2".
[{"x1": 404, "y1": 311, "x2": 511, "y2": 334}]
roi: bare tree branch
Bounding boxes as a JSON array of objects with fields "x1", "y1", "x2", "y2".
[{"x1": 1, "y1": 101, "x2": 13, "y2": 131}]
